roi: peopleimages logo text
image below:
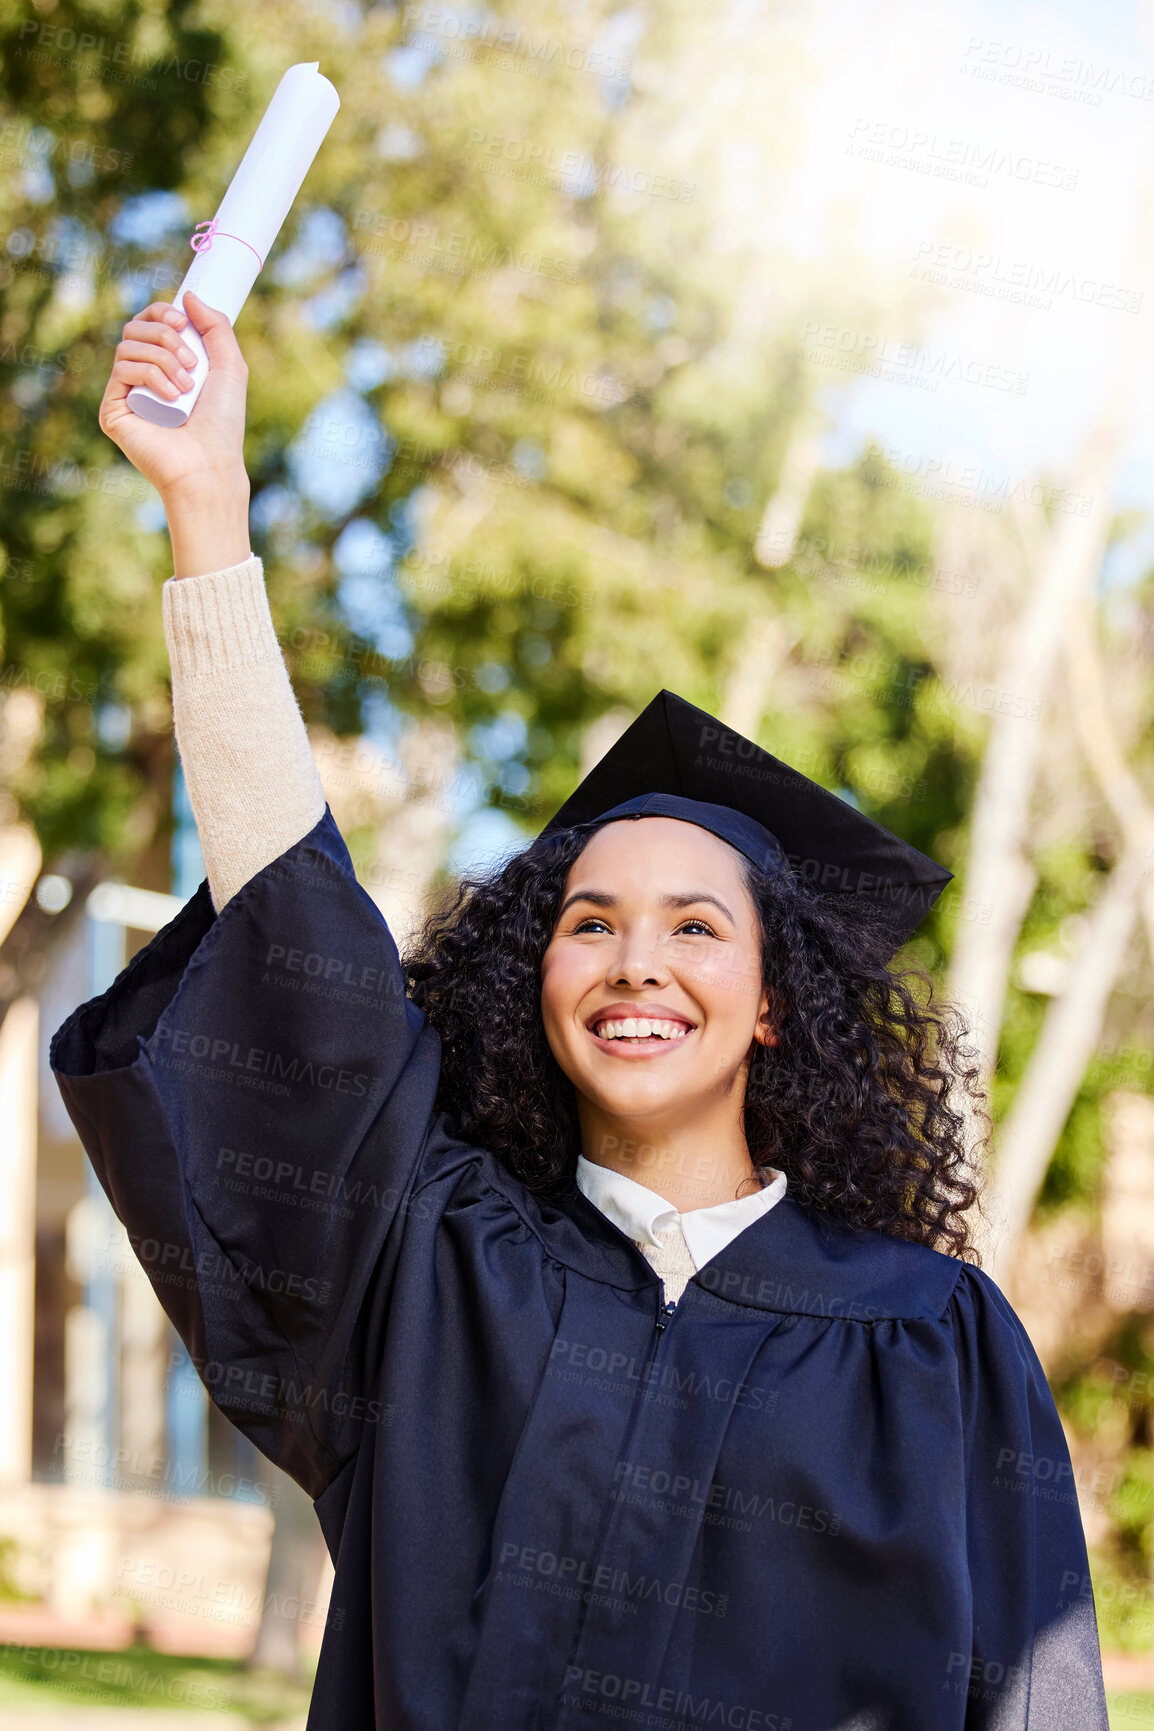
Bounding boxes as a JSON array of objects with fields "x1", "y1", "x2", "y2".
[{"x1": 152, "y1": 1023, "x2": 372, "y2": 1095}]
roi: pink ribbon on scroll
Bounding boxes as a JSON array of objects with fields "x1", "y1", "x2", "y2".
[{"x1": 190, "y1": 218, "x2": 266, "y2": 270}]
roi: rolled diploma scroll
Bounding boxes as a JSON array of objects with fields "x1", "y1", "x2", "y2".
[{"x1": 127, "y1": 61, "x2": 340, "y2": 428}]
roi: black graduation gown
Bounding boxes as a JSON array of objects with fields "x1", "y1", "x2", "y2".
[{"x1": 50, "y1": 804, "x2": 1110, "y2": 1730}]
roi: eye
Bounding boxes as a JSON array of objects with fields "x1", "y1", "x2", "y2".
[
  {"x1": 572, "y1": 916, "x2": 611, "y2": 934},
  {"x1": 676, "y1": 918, "x2": 717, "y2": 937}
]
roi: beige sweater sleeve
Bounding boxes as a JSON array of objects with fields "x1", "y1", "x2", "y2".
[{"x1": 161, "y1": 552, "x2": 327, "y2": 913}]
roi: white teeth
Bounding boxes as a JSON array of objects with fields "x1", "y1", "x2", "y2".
[{"x1": 593, "y1": 1017, "x2": 691, "y2": 1042}]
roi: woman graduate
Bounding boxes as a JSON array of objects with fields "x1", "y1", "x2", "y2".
[{"x1": 51, "y1": 295, "x2": 1109, "y2": 1730}]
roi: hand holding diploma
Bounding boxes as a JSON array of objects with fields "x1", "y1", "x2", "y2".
[
  {"x1": 126, "y1": 62, "x2": 340, "y2": 428},
  {"x1": 99, "y1": 293, "x2": 249, "y2": 499},
  {"x1": 97, "y1": 60, "x2": 339, "y2": 578},
  {"x1": 99, "y1": 292, "x2": 252, "y2": 577}
]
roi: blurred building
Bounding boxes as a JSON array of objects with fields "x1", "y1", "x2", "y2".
[
  {"x1": 0, "y1": 766, "x2": 315, "y2": 1657},
  {"x1": 0, "y1": 718, "x2": 459, "y2": 1655}
]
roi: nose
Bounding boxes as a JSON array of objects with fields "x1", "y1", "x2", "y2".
[{"x1": 608, "y1": 924, "x2": 669, "y2": 990}]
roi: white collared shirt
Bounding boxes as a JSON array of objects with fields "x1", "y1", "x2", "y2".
[{"x1": 575, "y1": 1154, "x2": 788, "y2": 1271}]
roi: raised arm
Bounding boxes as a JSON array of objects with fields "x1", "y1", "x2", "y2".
[
  {"x1": 163, "y1": 549, "x2": 325, "y2": 909},
  {"x1": 55, "y1": 305, "x2": 447, "y2": 1499},
  {"x1": 100, "y1": 292, "x2": 324, "y2": 909}
]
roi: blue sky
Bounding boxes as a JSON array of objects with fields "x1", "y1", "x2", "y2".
[{"x1": 770, "y1": 0, "x2": 1154, "y2": 581}]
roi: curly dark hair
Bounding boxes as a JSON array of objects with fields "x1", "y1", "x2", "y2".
[{"x1": 404, "y1": 821, "x2": 989, "y2": 1263}]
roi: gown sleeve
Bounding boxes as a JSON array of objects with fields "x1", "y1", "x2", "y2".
[
  {"x1": 49, "y1": 804, "x2": 445, "y2": 1501},
  {"x1": 947, "y1": 1261, "x2": 1109, "y2": 1728}
]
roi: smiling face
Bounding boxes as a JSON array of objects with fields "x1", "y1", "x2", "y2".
[{"x1": 540, "y1": 816, "x2": 773, "y2": 1153}]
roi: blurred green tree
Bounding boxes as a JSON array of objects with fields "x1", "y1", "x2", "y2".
[{"x1": 0, "y1": 0, "x2": 965, "y2": 896}]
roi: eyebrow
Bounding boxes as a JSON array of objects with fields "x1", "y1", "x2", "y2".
[{"x1": 558, "y1": 889, "x2": 736, "y2": 922}]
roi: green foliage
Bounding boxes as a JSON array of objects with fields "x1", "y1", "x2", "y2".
[
  {"x1": 1093, "y1": 1549, "x2": 1154, "y2": 1654},
  {"x1": 0, "y1": 1636, "x2": 313, "y2": 1714},
  {"x1": 0, "y1": 1535, "x2": 33, "y2": 1602},
  {"x1": 1035, "y1": 1049, "x2": 1154, "y2": 1218},
  {"x1": 1051, "y1": 1328, "x2": 1154, "y2": 1652},
  {"x1": 2, "y1": 0, "x2": 977, "y2": 883},
  {"x1": 1110, "y1": 1694, "x2": 1154, "y2": 1729},
  {"x1": 0, "y1": 0, "x2": 249, "y2": 858}
]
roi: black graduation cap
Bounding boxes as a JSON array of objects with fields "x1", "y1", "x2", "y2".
[{"x1": 541, "y1": 690, "x2": 951, "y2": 951}]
